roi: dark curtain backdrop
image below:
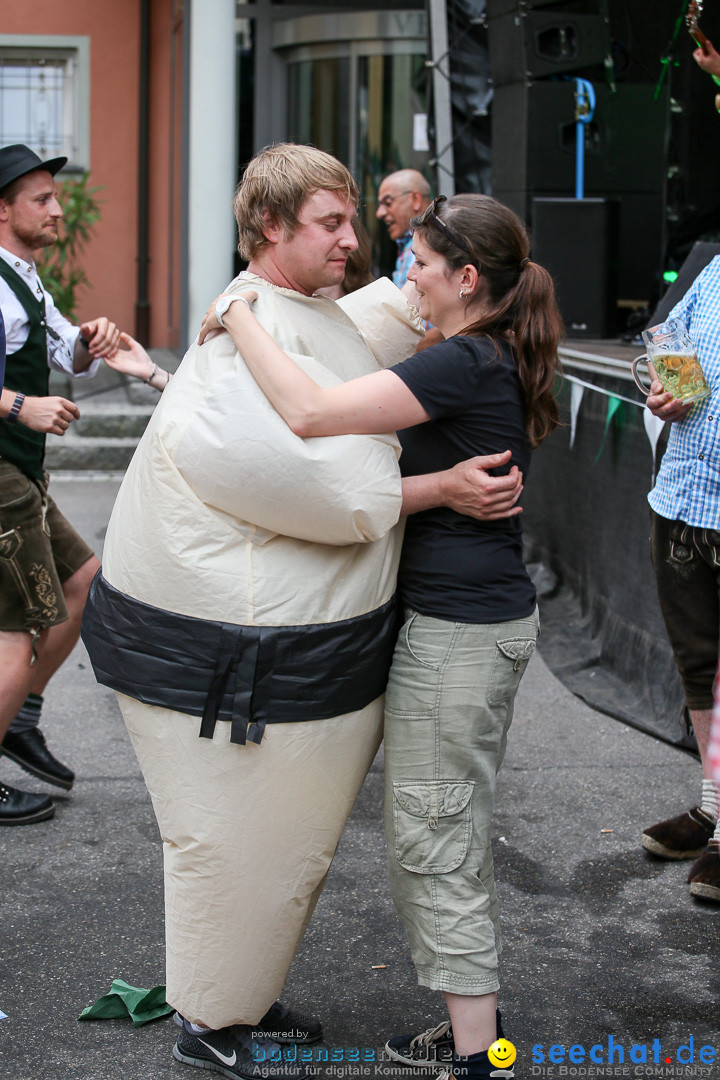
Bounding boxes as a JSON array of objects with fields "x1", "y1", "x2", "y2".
[
  {"x1": 522, "y1": 374, "x2": 693, "y2": 751},
  {"x1": 435, "y1": 0, "x2": 709, "y2": 746}
]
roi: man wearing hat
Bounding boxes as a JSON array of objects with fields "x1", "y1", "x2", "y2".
[{"x1": 0, "y1": 143, "x2": 119, "y2": 824}]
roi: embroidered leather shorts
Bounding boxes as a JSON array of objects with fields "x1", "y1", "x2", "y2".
[
  {"x1": 0, "y1": 461, "x2": 94, "y2": 633},
  {"x1": 649, "y1": 507, "x2": 720, "y2": 710}
]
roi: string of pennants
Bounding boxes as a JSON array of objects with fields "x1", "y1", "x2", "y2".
[{"x1": 561, "y1": 371, "x2": 665, "y2": 481}]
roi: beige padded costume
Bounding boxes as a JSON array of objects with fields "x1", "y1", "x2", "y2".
[{"x1": 100, "y1": 277, "x2": 422, "y2": 1027}]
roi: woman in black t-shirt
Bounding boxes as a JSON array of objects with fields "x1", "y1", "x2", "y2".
[{"x1": 201, "y1": 194, "x2": 562, "y2": 1080}]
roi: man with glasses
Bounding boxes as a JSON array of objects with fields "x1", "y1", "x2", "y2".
[
  {"x1": 376, "y1": 169, "x2": 443, "y2": 348},
  {"x1": 0, "y1": 143, "x2": 119, "y2": 824},
  {"x1": 376, "y1": 169, "x2": 432, "y2": 287}
]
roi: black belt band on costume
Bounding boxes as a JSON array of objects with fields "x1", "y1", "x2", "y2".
[{"x1": 81, "y1": 572, "x2": 398, "y2": 746}]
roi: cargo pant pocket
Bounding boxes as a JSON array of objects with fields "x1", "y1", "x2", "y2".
[
  {"x1": 393, "y1": 780, "x2": 474, "y2": 874},
  {"x1": 488, "y1": 635, "x2": 537, "y2": 707}
]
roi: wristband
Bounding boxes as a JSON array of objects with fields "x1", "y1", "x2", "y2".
[
  {"x1": 143, "y1": 362, "x2": 158, "y2": 385},
  {"x1": 6, "y1": 392, "x2": 25, "y2": 424},
  {"x1": 216, "y1": 294, "x2": 250, "y2": 328}
]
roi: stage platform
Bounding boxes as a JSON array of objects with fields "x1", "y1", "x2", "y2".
[{"x1": 559, "y1": 337, "x2": 642, "y2": 381}]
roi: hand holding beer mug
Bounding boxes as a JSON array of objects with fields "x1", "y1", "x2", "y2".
[{"x1": 632, "y1": 319, "x2": 711, "y2": 404}]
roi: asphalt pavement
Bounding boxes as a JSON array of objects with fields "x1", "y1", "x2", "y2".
[{"x1": 1, "y1": 475, "x2": 717, "y2": 1080}]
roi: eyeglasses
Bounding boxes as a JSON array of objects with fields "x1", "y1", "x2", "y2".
[
  {"x1": 415, "y1": 195, "x2": 477, "y2": 263},
  {"x1": 377, "y1": 190, "x2": 413, "y2": 209}
]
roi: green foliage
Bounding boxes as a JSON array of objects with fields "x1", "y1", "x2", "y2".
[{"x1": 37, "y1": 172, "x2": 102, "y2": 320}]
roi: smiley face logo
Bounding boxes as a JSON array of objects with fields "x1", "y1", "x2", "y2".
[{"x1": 488, "y1": 1039, "x2": 517, "y2": 1069}]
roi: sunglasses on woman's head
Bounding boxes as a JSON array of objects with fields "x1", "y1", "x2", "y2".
[{"x1": 415, "y1": 196, "x2": 478, "y2": 264}]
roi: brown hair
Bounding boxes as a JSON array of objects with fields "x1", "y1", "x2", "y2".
[
  {"x1": 411, "y1": 193, "x2": 563, "y2": 448},
  {"x1": 342, "y1": 217, "x2": 374, "y2": 294},
  {"x1": 234, "y1": 143, "x2": 359, "y2": 260},
  {"x1": 0, "y1": 169, "x2": 47, "y2": 204}
]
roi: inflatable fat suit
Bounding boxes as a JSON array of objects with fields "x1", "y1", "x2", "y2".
[{"x1": 82, "y1": 275, "x2": 423, "y2": 1028}]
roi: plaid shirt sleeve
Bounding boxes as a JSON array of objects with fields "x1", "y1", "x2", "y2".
[{"x1": 648, "y1": 257, "x2": 720, "y2": 528}]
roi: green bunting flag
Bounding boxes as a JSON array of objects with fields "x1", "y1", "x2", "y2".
[{"x1": 592, "y1": 394, "x2": 623, "y2": 465}]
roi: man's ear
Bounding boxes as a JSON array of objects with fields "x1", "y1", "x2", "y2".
[
  {"x1": 261, "y1": 211, "x2": 283, "y2": 245},
  {"x1": 0, "y1": 197, "x2": 9, "y2": 223},
  {"x1": 410, "y1": 192, "x2": 427, "y2": 215}
]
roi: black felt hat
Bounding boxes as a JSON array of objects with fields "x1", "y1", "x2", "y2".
[{"x1": 0, "y1": 144, "x2": 67, "y2": 193}]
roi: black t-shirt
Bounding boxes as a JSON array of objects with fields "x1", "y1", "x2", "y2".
[{"x1": 392, "y1": 334, "x2": 537, "y2": 624}]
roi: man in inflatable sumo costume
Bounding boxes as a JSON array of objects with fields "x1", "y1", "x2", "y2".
[{"x1": 82, "y1": 144, "x2": 521, "y2": 1079}]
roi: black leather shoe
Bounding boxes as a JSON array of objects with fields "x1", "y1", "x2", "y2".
[
  {"x1": 1, "y1": 728, "x2": 75, "y2": 790},
  {"x1": 0, "y1": 781, "x2": 55, "y2": 825}
]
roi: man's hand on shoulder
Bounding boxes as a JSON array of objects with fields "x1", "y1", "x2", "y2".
[
  {"x1": 4, "y1": 393, "x2": 80, "y2": 435},
  {"x1": 441, "y1": 451, "x2": 523, "y2": 520},
  {"x1": 646, "y1": 379, "x2": 693, "y2": 424}
]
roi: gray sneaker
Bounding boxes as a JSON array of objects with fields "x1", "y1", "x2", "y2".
[
  {"x1": 174, "y1": 1002, "x2": 322, "y2": 1045},
  {"x1": 384, "y1": 1011, "x2": 505, "y2": 1069},
  {"x1": 173, "y1": 1021, "x2": 314, "y2": 1079},
  {"x1": 384, "y1": 1022, "x2": 454, "y2": 1067}
]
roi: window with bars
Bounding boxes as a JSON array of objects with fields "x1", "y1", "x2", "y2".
[{"x1": 0, "y1": 37, "x2": 89, "y2": 170}]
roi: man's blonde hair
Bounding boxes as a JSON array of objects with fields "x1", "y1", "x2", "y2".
[{"x1": 234, "y1": 143, "x2": 359, "y2": 260}]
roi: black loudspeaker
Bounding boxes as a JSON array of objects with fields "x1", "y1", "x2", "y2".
[
  {"x1": 492, "y1": 82, "x2": 667, "y2": 195},
  {"x1": 492, "y1": 81, "x2": 668, "y2": 300},
  {"x1": 486, "y1": 0, "x2": 606, "y2": 16},
  {"x1": 648, "y1": 242, "x2": 720, "y2": 327},
  {"x1": 487, "y1": 9, "x2": 610, "y2": 86},
  {"x1": 532, "y1": 197, "x2": 620, "y2": 338}
]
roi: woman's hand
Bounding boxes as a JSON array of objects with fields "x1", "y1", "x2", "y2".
[
  {"x1": 198, "y1": 291, "x2": 258, "y2": 345},
  {"x1": 104, "y1": 332, "x2": 155, "y2": 380}
]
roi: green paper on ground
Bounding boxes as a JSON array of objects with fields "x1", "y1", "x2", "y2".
[{"x1": 78, "y1": 979, "x2": 173, "y2": 1027}]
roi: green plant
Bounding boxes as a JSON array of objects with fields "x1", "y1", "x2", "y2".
[{"x1": 37, "y1": 172, "x2": 102, "y2": 320}]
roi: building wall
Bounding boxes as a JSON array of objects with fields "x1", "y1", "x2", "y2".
[
  {"x1": 3, "y1": 0, "x2": 181, "y2": 349},
  {"x1": 147, "y1": 0, "x2": 184, "y2": 350},
  {"x1": 3, "y1": 1, "x2": 141, "y2": 334}
]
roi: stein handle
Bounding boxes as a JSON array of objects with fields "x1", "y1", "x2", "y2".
[{"x1": 631, "y1": 354, "x2": 653, "y2": 395}]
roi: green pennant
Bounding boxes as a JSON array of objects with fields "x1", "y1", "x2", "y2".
[{"x1": 592, "y1": 394, "x2": 623, "y2": 465}]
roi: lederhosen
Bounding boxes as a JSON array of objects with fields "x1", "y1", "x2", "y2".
[
  {"x1": 0, "y1": 261, "x2": 91, "y2": 638},
  {"x1": 0, "y1": 258, "x2": 51, "y2": 482}
]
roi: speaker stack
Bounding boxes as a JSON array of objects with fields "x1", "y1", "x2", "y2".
[{"x1": 487, "y1": 0, "x2": 669, "y2": 338}]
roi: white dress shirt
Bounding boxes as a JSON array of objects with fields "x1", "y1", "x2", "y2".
[{"x1": 0, "y1": 244, "x2": 99, "y2": 378}]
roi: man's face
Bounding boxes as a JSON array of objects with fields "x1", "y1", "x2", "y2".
[
  {"x1": 267, "y1": 190, "x2": 358, "y2": 296},
  {"x1": 376, "y1": 178, "x2": 415, "y2": 242},
  {"x1": 0, "y1": 169, "x2": 63, "y2": 254}
]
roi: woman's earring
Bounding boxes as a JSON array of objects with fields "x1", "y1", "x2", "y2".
[{"x1": 459, "y1": 289, "x2": 468, "y2": 299}]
